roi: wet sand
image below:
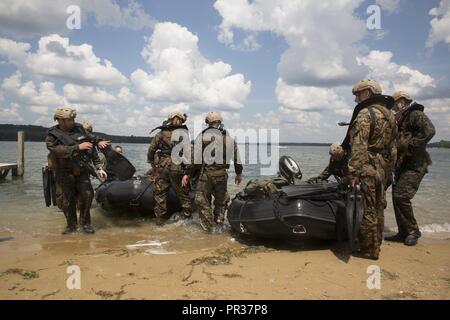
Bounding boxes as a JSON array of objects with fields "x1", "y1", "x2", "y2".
[{"x1": 1, "y1": 229, "x2": 449, "y2": 300}]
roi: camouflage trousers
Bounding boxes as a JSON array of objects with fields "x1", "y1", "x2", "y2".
[
  {"x1": 154, "y1": 170, "x2": 191, "y2": 218},
  {"x1": 55, "y1": 171, "x2": 94, "y2": 228},
  {"x1": 392, "y1": 166, "x2": 427, "y2": 237},
  {"x1": 358, "y1": 172, "x2": 385, "y2": 258},
  {"x1": 194, "y1": 171, "x2": 230, "y2": 232}
]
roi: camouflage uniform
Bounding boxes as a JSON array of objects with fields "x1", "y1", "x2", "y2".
[
  {"x1": 147, "y1": 127, "x2": 192, "y2": 219},
  {"x1": 393, "y1": 105, "x2": 435, "y2": 238},
  {"x1": 190, "y1": 127, "x2": 243, "y2": 232},
  {"x1": 46, "y1": 123, "x2": 103, "y2": 230},
  {"x1": 308, "y1": 156, "x2": 349, "y2": 183},
  {"x1": 348, "y1": 100, "x2": 397, "y2": 258}
]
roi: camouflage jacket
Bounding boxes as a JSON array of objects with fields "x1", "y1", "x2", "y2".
[
  {"x1": 147, "y1": 126, "x2": 190, "y2": 173},
  {"x1": 396, "y1": 104, "x2": 435, "y2": 170},
  {"x1": 188, "y1": 126, "x2": 243, "y2": 177},
  {"x1": 46, "y1": 123, "x2": 103, "y2": 174},
  {"x1": 348, "y1": 96, "x2": 397, "y2": 181},
  {"x1": 317, "y1": 156, "x2": 349, "y2": 181}
]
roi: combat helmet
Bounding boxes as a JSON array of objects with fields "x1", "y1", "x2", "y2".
[
  {"x1": 168, "y1": 111, "x2": 187, "y2": 123},
  {"x1": 392, "y1": 91, "x2": 412, "y2": 102},
  {"x1": 329, "y1": 142, "x2": 344, "y2": 157},
  {"x1": 352, "y1": 79, "x2": 382, "y2": 95},
  {"x1": 54, "y1": 106, "x2": 76, "y2": 121},
  {"x1": 81, "y1": 120, "x2": 93, "y2": 133},
  {"x1": 205, "y1": 111, "x2": 223, "y2": 124}
]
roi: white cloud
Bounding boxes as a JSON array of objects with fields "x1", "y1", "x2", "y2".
[
  {"x1": 131, "y1": 22, "x2": 251, "y2": 110},
  {"x1": 0, "y1": 34, "x2": 128, "y2": 86},
  {"x1": 85, "y1": 0, "x2": 156, "y2": 30},
  {"x1": 0, "y1": 0, "x2": 155, "y2": 37},
  {"x1": 214, "y1": 0, "x2": 368, "y2": 87},
  {"x1": 0, "y1": 103, "x2": 23, "y2": 122},
  {"x1": 376, "y1": 0, "x2": 401, "y2": 14},
  {"x1": 275, "y1": 78, "x2": 351, "y2": 114},
  {"x1": 1, "y1": 71, "x2": 64, "y2": 108},
  {"x1": 357, "y1": 50, "x2": 436, "y2": 98},
  {"x1": 427, "y1": 0, "x2": 450, "y2": 49},
  {"x1": 63, "y1": 84, "x2": 117, "y2": 105}
]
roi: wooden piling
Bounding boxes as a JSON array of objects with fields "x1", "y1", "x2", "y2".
[{"x1": 17, "y1": 131, "x2": 24, "y2": 176}]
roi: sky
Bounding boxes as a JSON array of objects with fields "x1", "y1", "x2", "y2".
[{"x1": 0, "y1": 0, "x2": 449, "y2": 143}]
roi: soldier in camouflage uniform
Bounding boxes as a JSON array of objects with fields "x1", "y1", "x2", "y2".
[
  {"x1": 306, "y1": 142, "x2": 348, "y2": 184},
  {"x1": 46, "y1": 107, "x2": 108, "y2": 234},
  {"x1": 148, "y1": 112, "x2": 192, "y2": 225},
  {"x1": 346, "y1": 80, "x2": 397, "y2": 260},
  {"x1": 182, "y1": 112, "x2": 243, "y2": 232},
  {"x1": 385, "y1": 91, "x2": 435, "y2": 246}
]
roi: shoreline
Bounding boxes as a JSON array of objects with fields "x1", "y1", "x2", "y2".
[{"x1": 1, "y1": 231, "x2": 449, "y2": 300}]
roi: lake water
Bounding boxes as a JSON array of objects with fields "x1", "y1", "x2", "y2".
[{"x1": 1, "y1": 142, "x2": 449, "y2": 253}]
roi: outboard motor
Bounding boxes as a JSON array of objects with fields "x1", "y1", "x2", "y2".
[{"x1": 278, "y1": 155, "x2": 302, "y2": 184}]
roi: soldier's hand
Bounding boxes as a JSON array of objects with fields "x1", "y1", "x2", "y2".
[
  {"x1": 78, "y1": 142, "x2": 93, "y2": 150},
  {"x1": 235, "y1": 175, "x2": 242, "y2": 185},
  {"x1": 181, "y1": 175, "x2": 190, "y2": 187},
  {"x1": 97, "y1": 140, "x2": 110, "y2": 149},
  {"x1": 97, "y1": 169, "x2": 108, "y2": 180}
]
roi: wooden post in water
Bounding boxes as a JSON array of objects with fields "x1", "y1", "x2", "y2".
[{"x1": 16, "y1": 131, "x2": 24, "y2": 176}]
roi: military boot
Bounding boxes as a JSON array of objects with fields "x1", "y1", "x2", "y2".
[
  {"x1": 384, "y1": 233, "x2": 406, "y2": 243},
  {"x1": 155, "y1": 216, "x2": 165, "y2": 227},
  {"x1": 62, "y1": 225, "x2": 77, "y2": 235},
  {"x1": 404, "y1": 234, "x2": 419, "y2": 246},
  {"x1": 81, "y1": 225, "x2": 95, "y2": 234}
]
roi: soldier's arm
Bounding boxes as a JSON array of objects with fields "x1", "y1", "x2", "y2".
[
  {"x1": 409, "y1": 111, "x2": 436, "y2": 149},
  {"x1": 317, "y1": 163, "x2": 332, "y2": 181},
  {"x1": 348, "y1": 110, "x2": 371, "y2": 179},
  {"x1": 233, "y1": 140, "x2": 243, "y2": 175},
  {"x1": 147, "y1": 134, "x2": 160, "y2": 166},
  {"x1": 91, "y1": 147, "x2": 103, "y2": 171},
  {"x1": 185, "y1": 134, "x2": 203, "y2": 177},
  {"x1": 45, "y1": 134, "x2": 79, "y2": 159}
]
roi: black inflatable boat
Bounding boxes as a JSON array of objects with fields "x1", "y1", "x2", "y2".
[
  {"x1": 95, "y1": 176, "x2": 182, "y2": 215},
  {"x1": 227, "y1": 156, "x2": 364, "y2": 245}
]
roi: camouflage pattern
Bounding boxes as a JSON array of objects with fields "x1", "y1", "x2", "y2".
[
  {"x1": 195, "y1": 170, "x2": 230, "y2": 231},
  {"x1": 147, "y1": 128, "x2": 192, "y2": 218},
  {"x1": 349, "y1": 102, "x2": 396, "y2": 258},
  {"x1": 46, "y1": 123, "x2": 103, "y2": 229},
  {"x1": 190, "y1": 127, "x2": 243, "y2": 232},
  {"x1": 393, "y1": 108, "x2": 435, "y2": 237},
  {"x1": 307, "y1": 156, "x2": 348, "y2": 183}
]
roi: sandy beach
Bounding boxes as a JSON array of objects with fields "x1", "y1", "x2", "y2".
[{"x1": 1, "y1": 229, "x2": 449, "y2": 300}]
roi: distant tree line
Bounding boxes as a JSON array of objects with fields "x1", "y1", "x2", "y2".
[
  {"x1": 428, "y1": 140, "x2": 450, "y2": 148},
  {"x1": 1, "y1": 124, "x2": 448, "y2": 148},
  {"x1": 0, "y1": 124, "x2": 150, "y2": 144}
]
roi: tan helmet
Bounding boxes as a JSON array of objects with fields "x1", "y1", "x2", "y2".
[
  {"x1": 81, "y1": 120, "x2": 93, "y2": 133},
  {"x1": 54, "y1": 106, "x2": 76, "y2": 121},
  {"x1": 205, "y1": 111, "x2": 223, "y2": 124},
  {"x1": 168, "y1": 111, "x2": 186, "y2": 122},
  {"x1": 352, "y1": 79, "x2": 382, "y2": 95},
  {"x1": 392, "y1": 91, "x2": 412, "y2": 102},
  {"x1": 329, "y1": 142, "x2": 344, "y2": 156}
]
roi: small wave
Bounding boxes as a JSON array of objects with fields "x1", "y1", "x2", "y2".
[
  {"x1": 126, "y1": 240, "x2": 169, "y2": 250},
  {"x1": 420, "y1": 223, "x2": 450, "y2": 233},
  {"x1": 145, "y1": 248, "x2": 176, "y2": 255}
]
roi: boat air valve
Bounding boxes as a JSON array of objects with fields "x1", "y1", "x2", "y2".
[{"x1": 292, "y1": 225, "x2": 306, "y2": 234}]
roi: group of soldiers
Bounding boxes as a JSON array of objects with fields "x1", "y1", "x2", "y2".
[
  {"x1": 147, "y1": 111, "x2": 243, "y2": 232},
  {"x1": 46, "y1": 108, "x2": 243, "y2": 235},
  {"x1": 45, "y1": 78, "x2": 435, "y2": 261},
  {"x1": 307, "y1": 79, "x2": 435, "y2": 260}
]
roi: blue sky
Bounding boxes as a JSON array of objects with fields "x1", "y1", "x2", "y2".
[{"x1": 0, "y1": 0, "x2": 449, "y2": 142}]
